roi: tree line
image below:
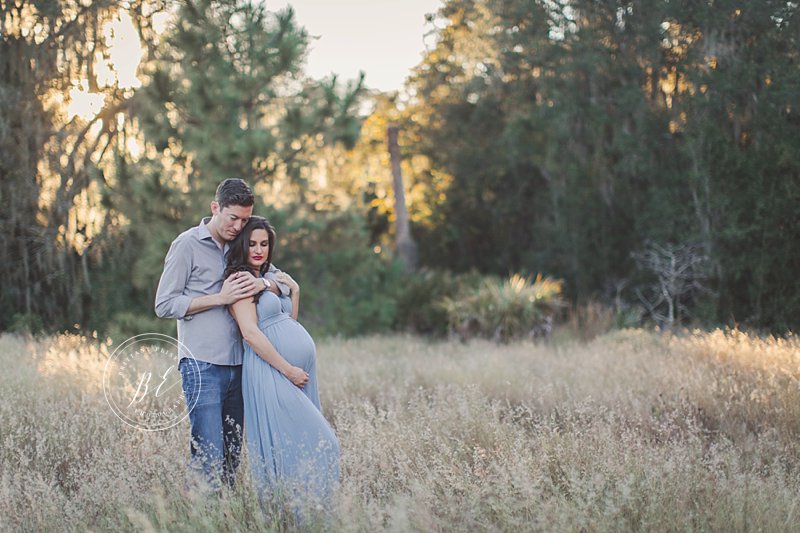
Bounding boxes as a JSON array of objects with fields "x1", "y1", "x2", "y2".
[
  {"x1": 1, "y1": 0, "x2": 798, "y2": 335},
  {"x1": 395, "y1": 0, "x2": 799, "y2": 331}
]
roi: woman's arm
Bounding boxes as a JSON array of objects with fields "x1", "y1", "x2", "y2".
[
  {"x1": 229, "y1": 298, "x2": 309, "y2": 388},
  {"x1": 289, "y1": 289, "x2": 299, "y2": 321}
]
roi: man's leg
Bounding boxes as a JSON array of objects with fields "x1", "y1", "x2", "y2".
[
  {"x1": 179, "y1": 358, "x2": 225, "y2": 489},
  {"x1": 221, "y1": 364, "x2": 244, "y2": 487}
]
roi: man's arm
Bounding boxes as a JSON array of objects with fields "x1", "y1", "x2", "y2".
[
  {"x1": 155, "y1": 236, "x2": 266, "y2": 319},
  {"x1": 155, "y1": 238, "x2": 193, "y2": 319},
  {"x1": 184, "y1": 292, "x2": 225, "y2": 316}
]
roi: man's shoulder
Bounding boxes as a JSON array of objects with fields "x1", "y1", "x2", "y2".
[{"x1": 170, "y1": 225, "x2": 200, "y2": 250}]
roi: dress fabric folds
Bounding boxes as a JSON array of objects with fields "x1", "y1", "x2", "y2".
[{"x1": 242, "y1": 289, "x2": 339, "y2": 507}]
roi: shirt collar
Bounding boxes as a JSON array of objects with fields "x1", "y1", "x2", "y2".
[
  {"x1": 197, "y1": 217, "x2": 214, "y2": 241},
  {"x1": 198, "y1": 217, "x2": 230, "y2": 253}
]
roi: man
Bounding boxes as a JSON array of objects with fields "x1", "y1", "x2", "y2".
[{"x1": 155, "y1": 178, "x2": 275, "y2": 488}]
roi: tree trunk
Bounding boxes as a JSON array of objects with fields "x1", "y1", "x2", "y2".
[{"x1": 387, "y1": 125, "x2": 418, "y2": 271}]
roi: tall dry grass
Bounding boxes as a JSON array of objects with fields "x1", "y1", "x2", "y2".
[{"x1": 1, "y1": 328, "x2": 799, "y2": 531}]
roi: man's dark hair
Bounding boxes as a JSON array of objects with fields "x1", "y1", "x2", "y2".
[{"x1": 215, "y1": 178, "x2": 254, "y2": 208}]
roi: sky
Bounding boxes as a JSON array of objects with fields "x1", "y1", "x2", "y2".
[
  {"x1": 272, "y1": 0, "x2": 443, "y2": 92},
  {"x1": 67, "y1": 2, "x2": 443, "y2": 119}
]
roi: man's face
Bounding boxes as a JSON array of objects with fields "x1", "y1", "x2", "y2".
[{"x1": 211, "y1": 202, "x2": 253, "y2": 241}]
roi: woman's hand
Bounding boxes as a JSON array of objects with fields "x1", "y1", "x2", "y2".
[
  {"x1": 274, "y1": 271, "x2": 300, "y2": 294},
  {"x1": 284, "y1": 365, "x2": 309, "y2": 388}
]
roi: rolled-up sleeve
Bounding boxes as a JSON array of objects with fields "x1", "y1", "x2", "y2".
[{"x1": 155, "y1": 238, "x2": 193, "y2": 319}]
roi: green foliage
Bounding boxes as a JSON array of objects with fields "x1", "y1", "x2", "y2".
[
  {"x1": 135, "y1": 0, "x2": 364, "y2": 205},
  {"x1": 8, "y1": 313, "x2": 45, "y2": 335},
  {"x1": 3, "y1": 0, "x2": 799, "y2": 337},
  {"x1": 393, "y1": 269, "x2": 483, "y2": 335},
  {"x1": 265, "y1": 207, "x2": 405, "y2": 337},
  {"x1": 404, "y1": 0, "x2": 800, "y2": 332},
  {"x1": 0, "y1": 1, "x2": 163, "y2": 332},
  {"x1": 75, "y1": 0, "x2": 368, "y2": 338},
  {"x1": 105, "y1": 312, "x2": 177, "y2": 346},
  {"x1": 559, "y1": 301, "x2": 644, "y2": 344},
  {"x1": 440, "y1": 274, "x2": 564, "y2": 342}
]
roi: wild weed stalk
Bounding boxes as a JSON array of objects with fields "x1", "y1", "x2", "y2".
[{"x1": 1, "y1": 329, "x2": 798, "y2": 531}]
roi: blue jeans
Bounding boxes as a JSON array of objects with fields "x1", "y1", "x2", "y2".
[{"x1": 179, "y1": 358, "x2": 244, "y2": 489}]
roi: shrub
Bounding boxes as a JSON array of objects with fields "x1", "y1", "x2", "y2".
[
  {"x1": 440, "y1": 273, "x2": 564, "y2": 342},
  {"x1": 8, "y1": 313, "x2": 45, "y2": 335},
  {"x1": 106, "y1": 312, "x2": 177, "y2": 345},
  {"x1": 564, "y1": 300, "x2": 644, "y2": 339},
  {"x1": 267, "y1": 208, "x2": 405, "y2": 337},
  {"x1": 393, "y1": 269, "x2": 484, "y2": 335}
]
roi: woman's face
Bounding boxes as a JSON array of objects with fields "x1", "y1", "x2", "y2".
[{"x1": 247, "y1": 228, "x2": 270, "y2": 269}]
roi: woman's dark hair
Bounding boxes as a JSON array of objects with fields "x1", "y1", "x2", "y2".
[
  {"x1": 215, "y1": 178, "x2": 254, "y2": 208},
  {"x1": 224, "y1": 217, "x2": 276, "y2": 302}
]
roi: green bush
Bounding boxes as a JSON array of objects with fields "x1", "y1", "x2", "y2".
[
  {"x1": 267, "y1": 208, "x2": 405, "y2": 337},
  {"x1": 440, "y1": 274, "x2": 564, "y2": 342},
  {"x1": 8, "y1": 313, "x2": 45, "y2": 335},
  {"x1": 394, "y1": 269, "x2": 483, "y2": 335},
  {"x1": 106, "y1": 312, "x2": 177, "y2": 345}
]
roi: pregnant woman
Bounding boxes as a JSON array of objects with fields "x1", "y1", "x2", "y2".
[{"x1": 225, "y1": 216, "x2": 339, "y2": 511}]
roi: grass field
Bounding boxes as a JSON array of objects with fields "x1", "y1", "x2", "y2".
[{"x1": 1, "y1": 329, "x2": 799, "y2": 531}]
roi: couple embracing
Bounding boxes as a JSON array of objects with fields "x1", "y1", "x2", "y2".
[{"x1": 155, "y1": 178, "x2": 338, "y2": 508}]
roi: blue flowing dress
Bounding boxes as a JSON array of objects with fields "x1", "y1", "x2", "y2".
[{"x1": 242, "y1": 287, "x2": 339, "y2": 505}]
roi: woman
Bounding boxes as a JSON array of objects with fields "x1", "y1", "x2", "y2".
[{"x1": 225, "y1": 216, "x2": 339, "y2": 509}]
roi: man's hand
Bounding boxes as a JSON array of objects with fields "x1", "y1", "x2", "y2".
[
  {"x1": 220, "y1": 272, "x2": 263, "y2": 304},
  {"x1": 284, "y1": 365, "x2": 309, "y2": 388}
]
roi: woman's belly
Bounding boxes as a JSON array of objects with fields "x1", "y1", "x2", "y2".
[{"x1": 260, "y1": 316, "x2": 316, "y2": 371}]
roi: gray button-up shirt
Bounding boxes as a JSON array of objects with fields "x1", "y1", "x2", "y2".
[{"x1": 155, "y1": 217, "x2": 286, "y2": 365}]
